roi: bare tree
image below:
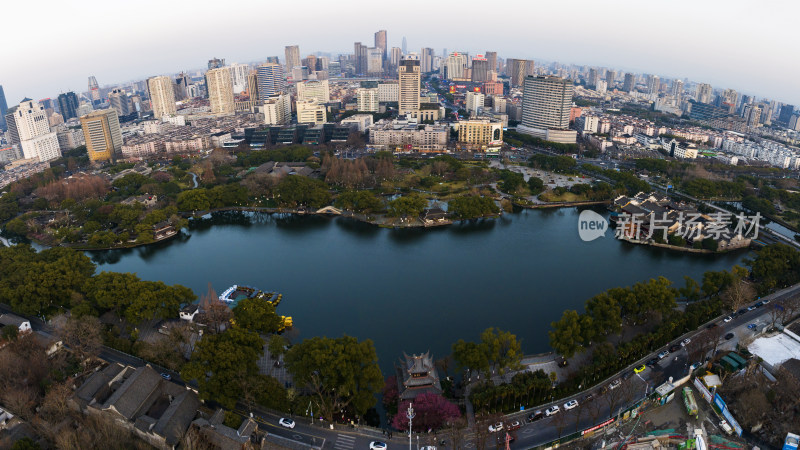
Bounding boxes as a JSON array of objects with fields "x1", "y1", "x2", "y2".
[
  {"x1": 58, "y1": 315, "x2": 102, "y2": 365},
  {"x1": 604, "y1": 381, "x2": 624, "y2": 420},
  {"x1": 444, "y1": 417, "x2": 467, "y2": 450},
  {"x1": 722, "y1": 278, "x2": 756, "y2": 312},
  {"x1": 552, "y1": 408, "x2": 569, "y2": 439},
  {"x1": 473, "y1": 413, "x2": 500, "y2": 450},
  {"x1": 198, "y1": 283, "x2": 231, "y2": 333}
]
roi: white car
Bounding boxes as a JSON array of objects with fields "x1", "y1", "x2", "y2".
[
  {"x1": 564, "y1": 400, "x2": 579, "y2": 410},
  {"x1": 609, "y1": 379, "x2": 621, "y2": 390},
  {"x1": 545, "y1": 405, "x2": 560, "y2": 416},
  {"x1": 681, "y1": 338, "x2": 691, "y2": 347},
  {"x1": 278, "y1": 418, "x2": 295, "y2": 429},
  {"x1": 723, "y1": 316, "x2": 733, "y2": 323},
  {"x1": 488, "y1": 422, "x2": 504, "y2": 433},
  {"x1": 370, "y1": 442, "x2": 388, "y2": 450}
]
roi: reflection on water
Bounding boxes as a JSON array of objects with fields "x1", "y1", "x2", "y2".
[{"x1": 92, "y1": 208, "x2": 750, "y2": 373}]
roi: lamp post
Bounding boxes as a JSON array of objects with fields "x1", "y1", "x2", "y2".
[{"x1": 406, "y1": 403, "x2": 415, "y2": 450}]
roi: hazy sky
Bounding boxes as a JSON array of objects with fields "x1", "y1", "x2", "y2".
[{"x1": 3, "y1": 0, "x2": 799, "y2": 105}]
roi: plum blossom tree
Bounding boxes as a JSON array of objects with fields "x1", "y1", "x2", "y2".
[{"x1": 391, "y1": 393, "x2": 461, "y2": 432}]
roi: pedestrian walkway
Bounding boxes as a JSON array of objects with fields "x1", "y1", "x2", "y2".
[{"x1": 333, "y1": 434, "x2": 355, "y2": 450}]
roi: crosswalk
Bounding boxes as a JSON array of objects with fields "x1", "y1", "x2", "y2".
[{"x1": 333, "y1": 434, "x2": 355, "y2": 450}]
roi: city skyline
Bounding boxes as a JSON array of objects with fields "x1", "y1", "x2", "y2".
[{"x1": 3, "y1": 1, "x2": 800, "y2": 106}]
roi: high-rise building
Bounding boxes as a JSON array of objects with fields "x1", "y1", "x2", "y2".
[
  {"x1": 5, "y1": 106, "x2": 19, "y2": 145},
  {"x1": 507, "y1": 59, "x2": 527, "y2": 87},
  {"x1": 11, "y1": 99, "x2": 61, "y2": 161},
  {"x1": 206, "y1": 67, "x2": 235, "y2": 114},
  {"x1": 696, "y1": 83, "x2": 712, "y2": 104},
  {"x1": 398, "y1": 55, "x2": 421, "y2": 116},
  {"x1": 260, "y1": 93, "x2": 291, "y2": 125},
  {"x1": 174, "y1": 73, "x2": 190, "y2": 101},
  {"x1": 57, "y1": 92, "x2": 79, "y2": 120},
  {"x1": 744, "y1": 104, "x2": 762, "y2": 127},
  {"x1": 442, "y1": 52, "x2": 467, "y2": 80},
  {"x1": 80, "y1": 109, "x2": 122, "y2": 162},
  {"x1": 208, "y1": 57, "x2": 225, "y2": 70},
  {"x1": 284, "y1": 46, "x2": 300, "y2": 72},
  {"x1": 146, "y1": 76, "x2": 177, "y2": 119},
  {"x1": 778, "y1": 104, "x2": 795, "y2": 125},
  {"x1": 518, "y1": 76, "x2": 576, "y2": 144},
  {"x1": 303, "y1": 55, "x2": 318, "y2": 72},
  {"x1": 357, "y1": 87, "x2": 379, "y2": 112},
  {"x1": 421, "y1": 48, "x2": 434, "y2": 73},
  {"x1": 374, "y1": 30, "x2": 387, "y2": 64},
  {"x1": 402, "y1": 36, "x2": 407, "y2": 54},
  {"x1": 485, "y1": 51, "x2": 498, "y2": 72},
  {"x1": 645, "y1": 75, "x2": 660, "y2": 94},
  {"x1": 0, "y1": 85, "x2": 7, "y2": 131},
  {"x1": 622, "y1": 73, "x2": 635, "y2": 93},
  {"x1": 88, "y1": 76, "x2": 101, "y2": 104},
  {"x1": 605, "y1": 70, "x2": 616, "y2": 87},
  {"x1": 389, "y1": 47, "x2": 402, "y2": 74},
  {"x1": 354, "y1": 42, "x2": 368, "y2": 75},
  {"x1": 296, "y1": 80, "x2": 330, "y2": 103},
  {"x1": 457, "y1": 119, "x2": 503, "y2": 150},
  {"x1": 256, "y1": 63, "x2": 286, "y2": 101},
  {"x1": 247, "y1": 72, "x2": 259, "y2": 102},
  {"x1": 367, "y1": 48, "x2": 383, "y2": 75},
  {"x1": 378, "y1": 82, "x2": 399, "y2": 102},
  {"x1": 465, "y1": 91, "x2": 485, "y2": 116},
  {"x1": 471, "y1": 57, "x2": 490, "y2": 83},
  {"x1": 295, "y1": 99, "x2": 326, "y2": 125},
  {"x1": 292, "y1": 66, "x2": 310, "y2": 81},
  {"x1": 108, "y1": 89, "x2": 130, "y2": 117},
  {"x1": 229, "y1": 63, "x2": 250, "y2": 94},
  {"x1": 671, "y1": 79, "x2": 684, "y2": 99},
  {"x1": 587, "y1": 68, "x2": 598, "y2": 88}
]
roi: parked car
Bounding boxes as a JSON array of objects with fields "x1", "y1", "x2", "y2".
[
  {"x1": 646, "y1": 358, "x2": 659, "y2": 367},
  {"x1": 737, "y1": 308, "x2": 747, "y2": 315},
  {"x1": 747, "y1": 305, "x2": 757, "y2": 311},
  {"x1": 545, "y1": 405, "x2": 560, "y2": 416},
  {"x1": 669, "y1": 344, "x2": 681, "y2": 352},
  {"x1": 370, "y1": 442, "x2": 388, "y2": 450},
  {"x1": 609, "y1": 379, "x2": 621, "y2": 390},
  {"x1": 527, "y1": 411, "x2": 544, "y2": 422},
  {"x1": 421, "y1": 447, "x2": 437, "y2": 450},
  {"x1": 725, "y1": 333, "x2": 735, "y2": 340},
  {"x1": 508, "y1": 420, "x2": 521, "y2": 431},
  {"x1": 582, "y1": 393, "x2": 595, "y2": 402},
  {"x1": 634, "y1": 364, "x2": 646, "y2": 374},
  {"x1": 558, "y1": 358, "x2": 568, "y2": 367},
  {"x1": 747, "y1": 323, "x2": 757, "y2": 330},
  {"x1": 723, "y1": 316, "x2": 733, "y2": 323},
  {"x1": 681, "y1": 338, "x2": 691, "y2": 347},
  {"x1": 707, "y1": 323, "x2": 718, "y2": 329},
  {"x1": 754, "y1": 301, "x2": 764, "y2": 308},
  {"x1": 690, "y1": 362, "x2": 701, "y2": 371},
  {"x1": 161, "y1": 373, "x2": 171, "y2": 381},
  {"x1": 564, "y1": 400, "x2": 579, "y2": 410},
  {"x1": 488, "y1": 422, "x2": 503, "y2": 433},
  {"x1": 762, "y1": 299, "x2": 770, "y2": 304},
  {"x1": 657, "y1": 350, "x2": 669, "y2": 359},
  {"x1": 279, "y1": 418, "x2": 295, "y2": 429}
]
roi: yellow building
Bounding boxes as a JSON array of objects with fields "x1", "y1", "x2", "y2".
[
  {"x1": 80, "y1": 109, "x2": 122, "y2": 162},
  {"x1": 457, "y1": 119, "x2": 503, "y2": 152}
]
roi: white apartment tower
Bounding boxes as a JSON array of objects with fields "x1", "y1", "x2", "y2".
[
  {"x1": 261, "y1": 93, "x2": 291, "y2": 125},
  {"x1": 12, "y1": 99, "x2": 61, "y2": 162},
  {"x1": 147, "y1": 76, "x2": 177, "y2": 119},
  {"x1": 206, "y1": 68, "x2": 235, "y2": 114},
  {"x1": 295, "y1": 99, "x2": 326, "y2": 126},
  {"x1": 357, "y1": 88, "x2": 379, "y2": 112},
  {"x1": 518, "y1": 75, "x2": 577, "y2": 144}
]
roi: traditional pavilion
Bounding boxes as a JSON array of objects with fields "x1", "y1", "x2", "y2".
[{"x1": 396, "y1": 352, "x2": 443, "y2": 401}]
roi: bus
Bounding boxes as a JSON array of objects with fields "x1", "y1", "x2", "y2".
[{"x1": 682, "y1": 387, "x2": 698, "y2": 417}]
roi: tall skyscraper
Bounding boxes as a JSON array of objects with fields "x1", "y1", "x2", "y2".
[
  {"x1": 645, "y1": 74, "x2": 659, "y2": 94},
  {"x1": 471, "y1": 56, "x2": 490, "y2": 83},
  {"x1": 80, "y1": 109, "x2": 122, "y2": 162},
  {"x1": 696, "y1": 83, "x2": 712, "y2": 104},
  {"x1": 57, "y1": 92, "x2": 79, "y2": 121},
  {"x1": 354, "y1": 42, "x2": 368, "y2": 75},
  {"x1": 587, "y1": 68, "x2": 598, "y2": 88},
  {"x1": 442, "y1": 52, "x2": 466, "y2": 80},
  {"x1": 420, "y1": 48, "x2": 434, "y2": 73},
  {"x1": 389, "y1": 47, "x2": 402, "y2": 74},
  {"x1": 285, "y1": 45, "x2": 301, "y2": 72},
  {"x1": 398, "y1": 54, "x2": 421, "y2": 116},
  {"x1": 208, "y1": 57, "x2": 225, "y2": 70},
  {"x1": 256, "y1": 63, "x2": 286, "y2": 101},
  {"x1": 374, "y1": 30, "x2": 387, "y2": 64},
  {"x1": 206, "y1": 67, "x2": 235, "y2": 114},
  {"x1": 605, "y1": 70, "x2": 616, "y2": 87},
  {"x1": 0, "y1": 85, "x2": 7, "y2": 131},
  {"x1": 508, "y1": 59, "x2": 527, "y2": 87},
  {"x1": 247, "y1": 72, "x2": 259, "y2": 102},
  {"x1": 88, "y1": 76, "x2": 101, "y2": 104},
  {"x1": 367, "y1": 48, "x2": 383, "y2": 75},
  {"x1": 108, "y1": 89, "x2": 130, "y2": 117},
  {"x1": 622, "y1": 73, "x2": 635, "y2": 93},
  {"x1": 485, "y1": 51, "x2": 498, "y2": 72},
  {"x1": 778, "y1": 104, "x2": 795, "y2": 125},
  {"x1": 229, "y1": 63, "x2": 250, "y2": 94},
  {"x1": 5, "y1": 106, "x2": 19, "y2": 145},
  {"x1": 174, "y1": 73, "x2": 190, "y2": 101},
  {"x1": 402, "y1": 37, "x2": 407, "y2": 54},
  {"x1": 146, "y1": 76, "x2": 177, "y2": 119},
  {"x1": 518, "y1": 76, "x2": 576, "y2": 144},
  {"x1": 671, "y1": 79, "x2": 684, "y2": 99},
  {"x1": 11, "y1": 99, "x2": 61, "y2": 161}
]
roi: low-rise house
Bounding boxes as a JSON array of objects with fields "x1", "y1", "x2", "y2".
[
  {"x1": 179, "y1": 304, "x2": 199, "y2": 322},
  {"x1": 0, "y1": 314, "x2": 31, "y2": 334},
  {"x1": 188, "y1": 409, "x2": 259, "y2": 449},
  {"x1": 71, "y1": 363, "x2": 200, "y2": 450},
  {"x1": 153, "y1": 221, "x2": 177, "y2": 240}
]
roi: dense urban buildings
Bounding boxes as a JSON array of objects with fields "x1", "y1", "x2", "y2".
[
  {"x1": 206, "y1": 67, "x2": 235, "y2": 114},
  {"x1": 80, "y1": 108, "x2": 122, "y2": 162},
  {"x1": 256, "y1": 63, "x2": 285, "y2": 101},
  {"x1": 10, "y1": 99, "x2": 61, "y2": 161}
]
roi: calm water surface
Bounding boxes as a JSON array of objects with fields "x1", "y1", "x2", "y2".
[{"x1": 90, "y1": 207, "x2": 748, "y2": 373}]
